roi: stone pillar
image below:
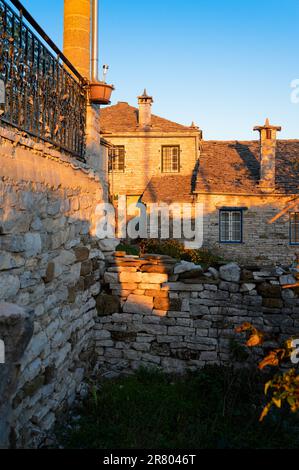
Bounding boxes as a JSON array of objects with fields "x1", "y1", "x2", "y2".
[
  {"x1": 63, "y1": 0, "x2": 91, "y2": 80},
  {"x1": 138, "y1": 89, "x2": 154, "y2": 130},
  {"x1": 0, "y1": 304, "x2": 33, "y2": 448},
  {"x1": 254, "y1": 119, "x2": 281, "y2": 193}
]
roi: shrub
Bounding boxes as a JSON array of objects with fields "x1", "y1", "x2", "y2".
[
  {"x1": 139, "y1": 239, "x2": 223, "y2": 268},
  {"x1": 116, "y1": 243, "x2": 140, "y2": 256}
]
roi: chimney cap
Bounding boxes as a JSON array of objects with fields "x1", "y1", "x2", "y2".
[
  {"x1": 190, "y1": 121, "x2": 199, "y2": 129},
  {"x1": 138, "y1": 89, "x2": 154, "y2": 103},
  {"x1": 254, "y1": 118, "x2": 282, "y2": 132}
]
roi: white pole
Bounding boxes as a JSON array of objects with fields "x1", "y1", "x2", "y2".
[{"x1": 91, "y1": 0, "x2": 99, "y2": 82}]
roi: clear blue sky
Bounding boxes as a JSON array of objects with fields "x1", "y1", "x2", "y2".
[{"x1": 22, "y1": 0, "x2": 299, "y2": 140}]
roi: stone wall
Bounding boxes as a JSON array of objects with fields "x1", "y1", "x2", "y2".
[
  {"x1": 0, "y1": 304, "x2": 33, "y2": 448},
  {"x1": 95, "y1": 254, "x2": 299, "y2": 375},
  {"x1": 0, "y1": 125, "x2": 107, "y2": 447}
]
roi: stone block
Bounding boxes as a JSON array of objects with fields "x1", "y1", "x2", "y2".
[
  {"x1": 153, "y1": 297, "x2": 181, "y2": 311},
  {"x1": 162, "y1": 282, "x2": 204, "y2": 292},
  {"x1": 119, "y1": 272, "x2": 142, "y2": 283},
  {"x1": 141, "y1": 273, "x2": 168, "y2": 284},
  {"x1": 219, "y1": 263, "x2": 241, "y2": 282},
  {"x1": 0, "y1": 275, "x2": 20, "y2": 301},
  {"x1": 123, "y1": 295, "x2": 154, "y2": 315},
  {"x1": 168, "y1": 326, "x2": 194, "y2": 336},
  {"x1": 74, "y1": 246, "x2": 90, "y2": 261},
  {"x1": 96, "y1": 294, "x2": 121, "y2": 316}
]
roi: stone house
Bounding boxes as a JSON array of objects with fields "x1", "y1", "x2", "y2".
[
  {"x1": 100, "y1": 90, "x2": 202, "y2": 210},
  {"x1": 142, "y1": 120, "x2": 299, "y2": 265},
  {"x1": 102, "y1": 95, "x2": 299, "y2": 265}
]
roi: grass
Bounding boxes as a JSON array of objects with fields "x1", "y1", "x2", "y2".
[{"x1": 56, "y1": 366, "x2": 299, "y2": 449}]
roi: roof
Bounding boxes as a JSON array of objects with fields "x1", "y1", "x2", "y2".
[
  {"x1": 195, "y1": 140, "x2": 299, "y2": 194},
  {"x1": 142, "y1": 175, "x2": 196, "y2": 204},
  {"x1": 100, "y1": 102, "x2": 196, "y2": 134},
  {"x1": 142, "y1": 140, "x2": 299, "y2": 203}
]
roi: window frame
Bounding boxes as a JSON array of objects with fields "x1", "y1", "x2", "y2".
[
  {"x1": 161, "y1": 145, "x2": 181, "y2": 173},
  {"x1": 109, "y1": 145, "x2": 125, "y2": 173},
  {"x1": 290, "y1": 212, "x2": 299, "y2": 245},
  {"x1": 219, "y1": 209, "x2": 243, "y2": 244}
]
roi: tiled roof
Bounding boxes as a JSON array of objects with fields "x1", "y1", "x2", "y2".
[
  {"x1": 195, "y1": 140, "x2": 299, "y2": 194},
  {"x1": 142, "y1": 175, "x2": 196, "y2": 204},
  {"x1": 100, "y1": 102, "x2": 195, "y2": 133},
  {"x1": 142, "y1": 140, "x2": 299, "y2": 203}
]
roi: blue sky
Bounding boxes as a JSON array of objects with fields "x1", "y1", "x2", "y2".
[{"x1": 22, "y1": 0, "x2": 299, "y2": 140}]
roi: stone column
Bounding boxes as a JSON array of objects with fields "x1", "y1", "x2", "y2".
[
  {"x1": 138, "y1": 90, "x2": 154, "y2": 130},
  {"x1": 63, "y1": 0, "x2": 91, "y2": 80},
  {"x1": 254, "y1": 119, "x2": 281, "y2": 193}
]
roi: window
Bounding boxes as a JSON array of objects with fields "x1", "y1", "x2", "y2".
[
  {"x1": 290, "y1": 213, "x2": 299, "y2": 245},
  {"x1": 109, "y1": 146, "x2": 125, "y2": 172},
  {"x1": 220, "y1": 210, "x2": 243, "y2": 243},
  {"x1": 161, "y1": 146, "x2": 180, "y2": 173},
  {"x1": 266, "y1": 129, "x2": 272, "y2": 140}
]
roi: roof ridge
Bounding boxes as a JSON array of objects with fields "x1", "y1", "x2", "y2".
[{"x1": 100, "y1": 101, "x2": 196, "y2": 132}]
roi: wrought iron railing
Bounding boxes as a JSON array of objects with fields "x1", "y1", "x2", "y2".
[{"x1": 0, "y1": 0, "x2": 87, "y2": 159}]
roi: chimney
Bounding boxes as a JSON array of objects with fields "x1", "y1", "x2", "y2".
[
  {"x1": 254, "y1": 118, "x2": 281, "y2": 193},
  {"x1": 63, "y1": 0, "x2": 91, "y2": 80},
  {"x1": 138, "y1": 90, "x2": 154, "y2": 130}
]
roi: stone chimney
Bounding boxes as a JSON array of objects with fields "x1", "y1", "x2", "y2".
[
  {"x1": 254, "y1": 118, "x2": 281, "y2": 193},
  {"x1": 63, "y1": 0, "x2": 91, "y2": 80},
  {"x1": 138, "y1": 90, "x2": 154, "y2": 130}
]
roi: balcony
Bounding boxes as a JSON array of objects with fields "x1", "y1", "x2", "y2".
[{"x1": 0, "y1": 0, "x2": 87, "y2": 159}]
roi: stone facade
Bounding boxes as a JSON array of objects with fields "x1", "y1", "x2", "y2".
[
  {"x1": 95, "y1": 254, "x2": 299, "y2": 375},
  {"x1": 0, "y1": 125, "x2": 107, "y2": 447},
  {"x1": 108, "y1": 131, "x2": 200, "y2": 197},
  {"x1": 100, "y1": 99, "x2": 201, "y2": 199},
  {"x1": 198, "y1": 193, "x2": 298, "y2": 266}
]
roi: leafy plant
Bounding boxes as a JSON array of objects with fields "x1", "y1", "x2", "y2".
[{"x1": 236, "y1": 323, "x2": 299, "y2": 421}]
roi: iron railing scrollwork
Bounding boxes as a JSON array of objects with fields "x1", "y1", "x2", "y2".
[{"x1": 0, "y1": 0, "x2": 87, "y2": 159}]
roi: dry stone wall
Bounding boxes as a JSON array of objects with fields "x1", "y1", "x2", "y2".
[
  {"x1": 95, "y1": 254, "x2": 299, "y2": 375},
  {"x1": 0, "y1": 126, "x2": 108, "y2": 447}
]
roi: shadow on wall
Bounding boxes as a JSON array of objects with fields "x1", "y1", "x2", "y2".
[
  {"x1": 0, "y1": 304, "x2": 34, "y2": 448},
  {"x1": 0, "y1": 178, "x2": 114, "y2": 447},
  {"x1": 96, "y1": 252, "x2": 299, "y2": 377}
]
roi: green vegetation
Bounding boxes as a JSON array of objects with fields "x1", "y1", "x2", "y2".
[
  {"x1": 115, "y1": 240, "x2": 224, "y2": 268},
  {"x1": 56, "y1": 366, "x2": 299, "y2": 449},
  {"x1": 116, "y1": 243, "x2": 140, "y2": 256},
  {"x1": 140, "y1": 239, "x2": 224, "y2": 268}
]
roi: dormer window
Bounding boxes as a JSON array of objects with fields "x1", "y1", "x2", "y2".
[{"x1": 162, "y1": 146, "x2": 180, "y2": 173}]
